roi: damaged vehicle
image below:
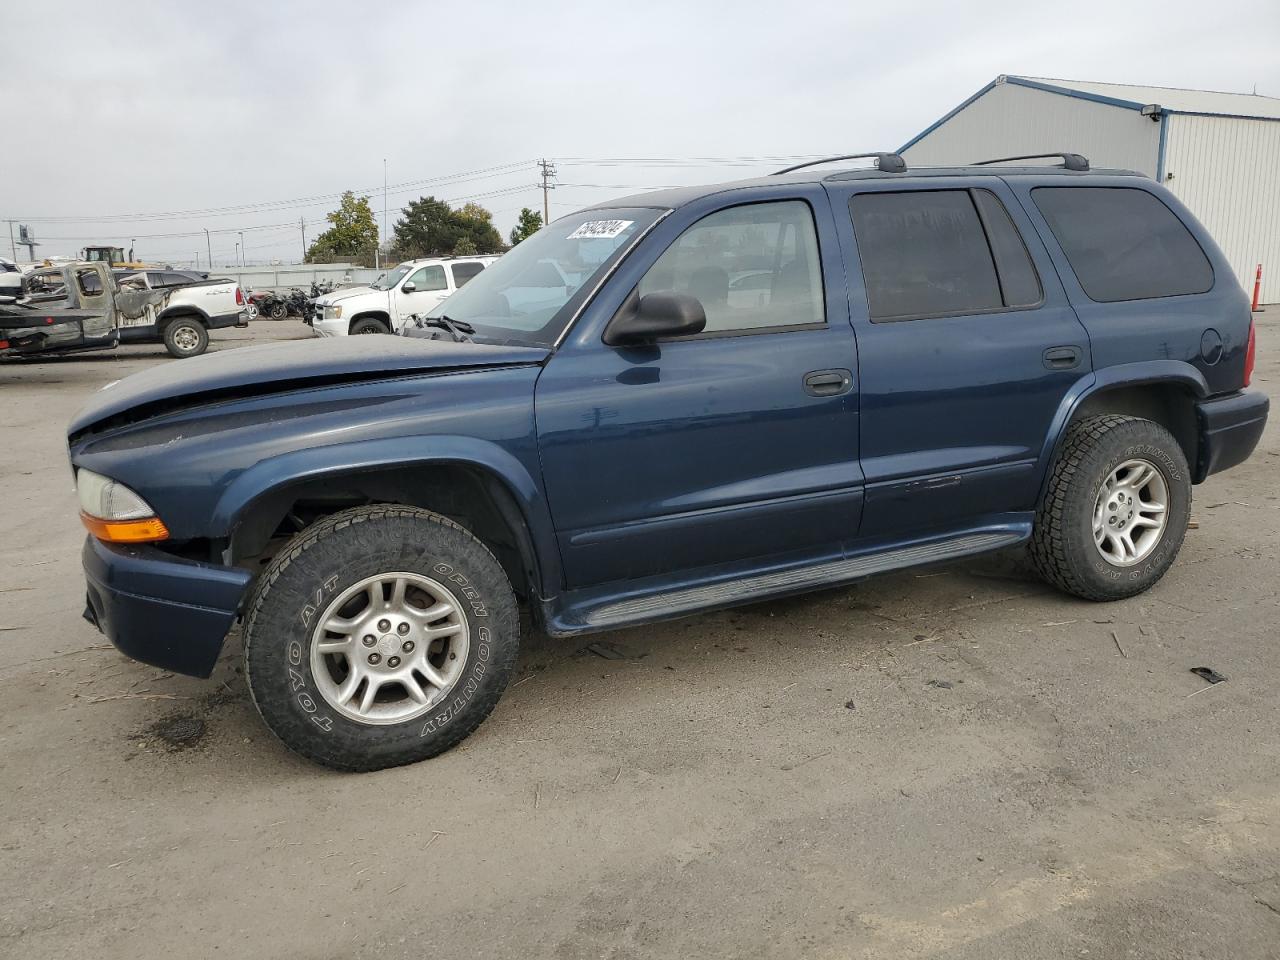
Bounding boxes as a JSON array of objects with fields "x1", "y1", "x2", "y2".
[
  {"x1": 2, "y1": 262, "x2": 248, "y2": 360},
  {"x1": 2, "y1": 262, "x2": 123, "y2": 358},
  {"x1": 68, "y1": 153, "x2": 1268, "y2": 771},
  {"x1": 113, "y1": 270, "x2": 249, "y2": 357}
]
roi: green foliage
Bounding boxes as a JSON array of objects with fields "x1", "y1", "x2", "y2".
[
  {"x1": 305, "y1": 191, "x2": 379, "y2": 265},
  {"x1": 391, "y1": 196, "x2": 505, "y2": 260},
  {"x1": 509, "y1": 207, "x2": 544, "y2": 246}
]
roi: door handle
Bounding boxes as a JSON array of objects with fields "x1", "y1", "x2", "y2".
[
  {"x1": 803, "y1": 369, "x2": 854, "y2": 397},
  {"x1": 1042, "y1": 346, "x2": 1083, "y2": 370}
]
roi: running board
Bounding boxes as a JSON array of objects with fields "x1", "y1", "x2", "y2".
[{"x1": 573, "y1": 529, "x2": 1026, "y2": 630}]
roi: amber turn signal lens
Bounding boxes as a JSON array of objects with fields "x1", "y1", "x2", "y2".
[{"x1": 80, "y1": 512, "x2": 170, "y2": 543}]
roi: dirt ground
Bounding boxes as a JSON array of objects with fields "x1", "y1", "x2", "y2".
[{"x1": 2, "y1": 318, "x2": 1278, "y2": 959}]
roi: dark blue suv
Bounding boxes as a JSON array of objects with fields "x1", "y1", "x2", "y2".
[{"x1": 68, "y1": 152, "x2": 1268, "y2": 770}]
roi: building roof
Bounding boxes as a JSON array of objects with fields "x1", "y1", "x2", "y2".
[{"x1": 1008, "y1": 75, "x2": 1280, "y2": 120}]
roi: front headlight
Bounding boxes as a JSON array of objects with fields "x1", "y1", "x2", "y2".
[
  {"x1": 323, "y1": 305, "x2": 343, "y2": 320},
  {"x1": 76, "y1": 468, "x2": 169, "y2": 542}
]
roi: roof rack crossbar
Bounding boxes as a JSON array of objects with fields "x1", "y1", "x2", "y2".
[
  {"x1": 772, "y1": 153, "x2": 907, "y2": 176},
  {"x1": 971, "y1": 152, "x2": 1090, "y2": 171}
]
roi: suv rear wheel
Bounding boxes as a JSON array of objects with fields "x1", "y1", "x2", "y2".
[
  {"x1": 243, "y1": 505, "x2": 520, "y2": 771},
  {"x1": 1030, "y1": 415, "x2": 1191, "y2": 601}
]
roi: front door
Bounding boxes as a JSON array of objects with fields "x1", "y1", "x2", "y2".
[
  {"x1": 536, "y1": 191, "x2": 863, "y2": 590},
  {"x1": 393, "y1": 263, "x2": 450, "y2": 324},
  {"x1": 826, "y1": 178, "x2": 1092, "y2": 538}
]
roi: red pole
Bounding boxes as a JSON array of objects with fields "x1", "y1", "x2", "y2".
[{"x1": 1251, "y1": 263, "x2": 1263, "y2": 312}]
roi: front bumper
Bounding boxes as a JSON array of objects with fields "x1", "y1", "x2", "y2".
[
  {"x1": 82, "y1": 537, "x2": 253, "y2": 678},
  {"x1": 311, "y1": 316, "x2": 346, "y2": 338},
  {"x1": 1195, "y1": 389, "x2": 1270, "y2": 482}
]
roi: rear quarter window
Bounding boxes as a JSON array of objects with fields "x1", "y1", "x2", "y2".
[{"x1": 1032, "y1": 186, "x2": 1213, "y2": 302}]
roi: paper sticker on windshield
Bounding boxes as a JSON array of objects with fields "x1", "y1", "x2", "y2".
[{"x1": 567, "y1": 219, "x2": 634, "y2": 240}]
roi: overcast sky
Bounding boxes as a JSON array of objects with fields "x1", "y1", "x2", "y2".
[{"x1": 3, "y1": 0, "x2": 1277, "y2": 267}]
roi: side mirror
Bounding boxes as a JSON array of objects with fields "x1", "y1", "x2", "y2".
[
  {"x1": 604, "y1": 291, "x2": 706, "y2": 346},
  {"x1": 401, "y1": 281, "x2": 416, "y2": 293}
]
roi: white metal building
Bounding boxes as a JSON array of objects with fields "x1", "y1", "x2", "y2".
[{"x1": 900, "y1": 76, "x2": 1280, "y2": 303}]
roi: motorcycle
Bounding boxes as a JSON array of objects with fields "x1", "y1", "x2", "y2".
[
  {"x1": 284, "y1": 288, "x2": 310, "y2": 318},
  {"x1": 253, "y1": 291, "x2": 288, "y2": 320}
]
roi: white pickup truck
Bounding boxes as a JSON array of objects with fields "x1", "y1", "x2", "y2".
[
  {"x1": 309, "y1": 256, "x2": 497, "y2": 336},
  {"x1": 115, "y1": 271, "x2": 248, "y2": 357}
]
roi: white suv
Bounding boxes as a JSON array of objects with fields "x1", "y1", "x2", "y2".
[{"x1": 310, "y1": 256, "x2": 498, "y2": 337}]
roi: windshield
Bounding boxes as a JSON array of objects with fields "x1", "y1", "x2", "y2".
[
  {"x1": 426, "y1": 207, "x2": 661, "y2": 346},
  {"x1": 370, "y1": 265, "x2": 411, "y2": 291}
]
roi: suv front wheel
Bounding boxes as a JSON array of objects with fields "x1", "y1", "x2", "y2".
[
  {"x1": 243, "y1": 505, "x2": 520, "y2": 771},
  {"x1": 1030, "y1": 415, "x2": 1191, "y2": 601}
]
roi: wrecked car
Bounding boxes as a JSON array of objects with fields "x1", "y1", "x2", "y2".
[
  {"x1": 112, "y1": 270, "x2": 248, "y2": 357},
  {"x1": 2, "y1": 262, "x2": 122, "y2": 358},
  {"x1": 1, "y1": 262, "x2": 248, "y2": 360}
]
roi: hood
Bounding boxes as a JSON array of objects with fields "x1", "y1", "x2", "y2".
[
  {"x1": 69, "y1": 335, "x2": 549, "y2": 437},
  {"x1": 320, "y1": 285, "x2": 383, "y2": 305}
]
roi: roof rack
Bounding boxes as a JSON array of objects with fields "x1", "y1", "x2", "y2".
[
  {"x1": 971, "y1": 152, "x2": 1090, "y2": 171},
  {"x1": 773, "y1": 153, "x2": 907, "y2": 176}
]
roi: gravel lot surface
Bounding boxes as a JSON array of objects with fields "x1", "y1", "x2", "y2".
[{"x1": 2, "y1": 318, "x2": 1278, "y2": 959}]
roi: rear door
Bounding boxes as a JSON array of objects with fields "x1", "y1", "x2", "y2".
[{"x1": 826, "y1": 177, "x2": 1091, "y2": 538}]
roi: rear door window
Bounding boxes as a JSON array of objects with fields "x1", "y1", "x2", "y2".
[
  {"x1": 1032, "y1": 186, "x2": 1213, "y2": 302},
  {"x1": 972, "y1": 190, "x2": 1042, "y2": 308},
  {"x1": 850, "y1": 189, "x2": 1044, "y2": 321},
  {"x1": 450, "y1": 262, "x2": 486, "y2": 288},
  {"x1": 851, "y1": 191, "x2": 1001, "y2": 320}
]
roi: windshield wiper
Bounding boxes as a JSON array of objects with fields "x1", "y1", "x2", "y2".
[{"x1": 404, "y1": 313, "x2": 475, "y2": 342}]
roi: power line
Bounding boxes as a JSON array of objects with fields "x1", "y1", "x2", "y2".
[
  {"x1": 8, "y1": 160, "x2": 534, "y2": 223},
  {"x1": 30, "y1": 184, "x2": 535, "y2": 242}
]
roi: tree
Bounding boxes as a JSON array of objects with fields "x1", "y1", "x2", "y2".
[
  {"x1": 305, "y1": 191, "x2": 379, "y2": 265},
  {"x1": 391, "y1": 196, "x2": 505, "y2": 260},
  {"x1": 453, "y1": 203, "x2": 504, "y2": 253},
  {"x1": 509, "y1": 208, "x2": 543, "y2": 246}
]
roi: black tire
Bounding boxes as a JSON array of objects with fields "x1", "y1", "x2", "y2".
[
  {"x1": 243, "y1": 505, "x2": 519, "y2": 771},
  {"x1": 269, "y1": 303, "x2": 286, "y2": 320},
  {"x1": 162, "y1": 317, "x2": 209, "y2": 358},
  {"x1": 350, "y1": 317, "x2": 390, "y2": 335},
  {"x1": 1030, "y1": 415, "x2": 1191, "y2": 601}
]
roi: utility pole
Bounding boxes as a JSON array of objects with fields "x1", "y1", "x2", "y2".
[
  {"x1": 300, "y1": 216, "x2": 307, "y2": 262},
  {"x1": 7, "y1": 221, "x2": 15, "y2": 261},
  {"x1": 204, "y1": 228, "x2": 212, "y2": 270},
  {"x1": 381, "y1": 158, "x2": 388, "y2": 271},
  {"x1": 238, "y1": 231, "x2": 245, "y2": 267},
  {"x1": 538, "y1": 158, "x2": 557, "y2": 225}
]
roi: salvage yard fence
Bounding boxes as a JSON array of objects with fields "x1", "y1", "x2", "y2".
[{"x1": 211, "y1": 264, "x2": 385, "y2": 292}]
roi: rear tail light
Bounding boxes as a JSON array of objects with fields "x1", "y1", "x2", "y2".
[
  {"x1": 1244, "y1": 318, "x2": 1256, "y2": 387},
  {"x1": 235, "y1": 287, "x2": 245, "y2": 306}
]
